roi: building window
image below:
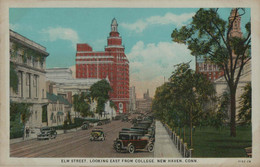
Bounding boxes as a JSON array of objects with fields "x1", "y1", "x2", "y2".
[
  {"x1": 26, "y1": 73, "x2": 31, "y2": 98},
  {"x1": 42, "y1": 89, "x2": 44, "y2": 98},
  {"x1": 33, "y1": 75, "x2": 38, "y2": 97},
  {"x1": 35, "y1": 111, "x2": 37, "y2": 120},
  {"x1": 204, "y1": 64, "x2": 207, "y2": 71}
]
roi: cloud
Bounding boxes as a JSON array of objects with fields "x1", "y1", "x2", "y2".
[
  {"x1": 121, "y1": 12, "x2": 195, "y2": 33},
  {"x1": 41, "y1": 27, "x2": 80, "y2": 48},
  {"x1": 127, "y1": 41, "x2": 195, "y2": 98}
]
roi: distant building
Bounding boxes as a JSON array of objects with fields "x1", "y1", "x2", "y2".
[
  {"x1": 46, "y1": 68, "x2": 101, "y2": 96},
  {"x1": 75, "y1": 18, "x2": 129, "y2": 113},
  {"x1": 46, "y1": 67, "x2": 115, "y2": 119},
  {"x1": 129, "y1": 86, "x2": 137, "y2": 113},
  {"x1": 9, "y1": 30, "x2": 49, "y2": 128},
  {"x1": 46, "y1": 92, "x2": 72, "y2": 127},
  {"x1": 196, "y1": 59, "x2": 224, "y2": 81},
  {"x1": 46, "y1": 67, "x2": 103, "y2": 118},
  {"x1": 136, "y1": 89, "x2": 152, "y2": 113}
]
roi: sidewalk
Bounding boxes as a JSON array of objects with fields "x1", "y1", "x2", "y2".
[
  {"x1": 10, "y1": 128, "x2": 80, "y2": 144},
  {"x1": 154, "y1": 120, "x2": 182, "y2": 158}
]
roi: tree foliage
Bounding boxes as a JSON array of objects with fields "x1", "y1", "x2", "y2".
[
  {"x1": 210, "y1": 91, "x2": 230, "y2": 129},
  {"x1": 238, "y1": 82, "x2": 251, "y2": 125},
  {"x1": 10, "y1": 62, "x2": 19, "y2": 93},
  {"x1": 90, "y1": 79, "x2": 112, "y2": 116},
  {"x1": 152, "y1": 62, "x2": 215, "y2": 146},
  {"x1": 73, "y1": 92, "x2": 92, "y2": 117},
  {"x1": 10, "y1": 101, "x2": 32, "y2": 140},
  {"x1": 171, "y1": 8, "x2": 251, "y2": 137}
]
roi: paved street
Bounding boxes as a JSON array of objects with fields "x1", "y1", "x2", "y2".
[
  {"x1": 10, "y1": 119, "x2": 181, "y2": 158},
  {"x1": 10, "y1": 120, "x2": 153, "y2": 158}
]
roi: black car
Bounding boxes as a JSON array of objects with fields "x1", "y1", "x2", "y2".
[
  {"x1": 37, "y1": 127, "x2": 57, "y2": 140},
  {"x1": 113, "y1": 132, "x2": 154, "y2": 153}
]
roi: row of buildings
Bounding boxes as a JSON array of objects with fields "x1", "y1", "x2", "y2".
[{"x1": 10, "y1": 18, "x2": 130, "y2": 130}]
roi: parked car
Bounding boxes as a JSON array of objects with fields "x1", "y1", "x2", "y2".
[
  {"x1": 122, "y1": 116, "x2": 129, "y2": 122},
  {"x1": 81, "y1": 122, "x2": 90, "y2": 130},
  {"x1": 115, "y1": 115, "x2": 122, "y2": 120},
  {"x1": 90, "y1": 128, "x2": 105, "y2": 141},
  {"x1": 37, "y1": 127, "x2": 57, "y2": 140},
  {"x1": 113, "y1": 132, "x2": 154, "y2": 153}
]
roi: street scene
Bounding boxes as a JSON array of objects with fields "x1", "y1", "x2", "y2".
[{"x1": 8, "y1": 7, "x2": 252, "y2": 159}]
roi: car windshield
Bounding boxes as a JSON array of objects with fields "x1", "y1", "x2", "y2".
[
  {"x1": 119, "y1": 134, "x2": 129, "y2": 140},
  {"x1": 92, "y1": 130, "x2": 102, "y2": 133},
  {"x1": 41, "y1": 128, "x2": 50, "y2": 131}
]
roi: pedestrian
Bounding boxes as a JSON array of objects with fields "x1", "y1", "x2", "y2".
[{"x1": 26, "y1": 127, "x2": 30, "y2": 138}]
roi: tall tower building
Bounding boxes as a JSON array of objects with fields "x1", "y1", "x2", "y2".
[
  {"x1": 229, "y1": 8, "x2": 243, "y2": 38},
  {"x1": 75, "y1": 18, "x2": 129, "y2": 113}
]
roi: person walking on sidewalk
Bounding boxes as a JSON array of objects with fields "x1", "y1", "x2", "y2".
[{"x1": 25, "y1": 127, "x2": 30, "y2": 138}]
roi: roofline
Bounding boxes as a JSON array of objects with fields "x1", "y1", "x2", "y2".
[{"x1": 10, "y1": 29, "x2": 49, "y2": 56}]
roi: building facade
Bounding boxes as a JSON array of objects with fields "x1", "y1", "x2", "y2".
[
  {"x1": 129, "y1": 86, "x2": 137, "y2": 113},
  {"x1": 136, "y1": 89, "x2": 152, "y2": 113},
  {"x1": 46, "y1": 67, "x2": 103, "y2": 118},
  {"x1": 196, "y1": 59, "x2": 224, "y2": 81},
  {"x1": 46, "y1": 92, "x2": 72, "y2": 127},
  {"x1": 10, "y1": 30, "x2": 49, "y2": 128},
  {"x1": 75, "y1": 18, "x2": 129, "y2": 113}
]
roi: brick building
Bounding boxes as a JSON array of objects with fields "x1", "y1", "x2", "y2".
[{"x1": 75, "y1": 18, "x2": 129, "y2": 113}]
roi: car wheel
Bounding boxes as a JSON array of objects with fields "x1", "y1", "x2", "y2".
[
  {"x1": 116, "y1": 143, "x2": 121, "y2": 153},
  {"x1": 147, "y1": 143, "x2": 154, "y2": 152},
  {"x1": 128, "y1": 144, "x2": 135, "y2": 154}
]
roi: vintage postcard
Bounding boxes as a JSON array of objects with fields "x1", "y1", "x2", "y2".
[{"x1": 0, "y1": 0, "x2": 260, "y2": 166}]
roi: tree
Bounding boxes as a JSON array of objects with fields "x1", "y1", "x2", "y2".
[
  {"x1": 73, "y1": 92, "x2": 92, "y2": 117},
  {"x1": 90, "y1": 79, "x2": 112, "y2": 116},
  {"x1": 211, "y1": 91, "x2": 230, "y2": 129},
  {"x1": 171, "y1": 8, "x2": 251, "y2": 137},
  {"x1": 169, "y1": 62, "x2": 215, "y2": 147},
  {"x1": 10, "y1": 101, "x2": 32, "y2": 139},
  {"x1": 238, "y1": 82, "x2": 251, "y2": 125},
  {"x1": 153, "y1": 62, "x2": 215, "y2": 147}
]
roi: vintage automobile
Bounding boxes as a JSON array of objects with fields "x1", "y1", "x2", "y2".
[
  {"x1": 81, "y1": 121, "x2": 90, "y2": 130},
  {"x1": 121, "y1": 128, "x2": 146, "y2": 135},
  {"x1": 113, "y1": 132, "x2": 154, "y2": 153},
  {"x1": 121, "y1": 116, "x2": 129, "y2": 122},
  {"x1": 90, "y1": 128, "x2": 105, "y2": 141},
  {"x1": 37, "y1": 127, "x2": 57, "y2": 140}
]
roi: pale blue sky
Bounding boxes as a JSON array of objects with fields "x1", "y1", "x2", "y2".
[{"x1": 9, "y1": 8, "x2": 251, "y2": 97}]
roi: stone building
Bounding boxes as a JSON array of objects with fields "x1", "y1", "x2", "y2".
[
  {"x1": 136, "y1": 89, "x2": 152, "y2": 113},
  {"x1": 9, "y1": 30, "x2": 49, "y2": 128},
  {"x1": 46, "y1": 67, "x2": 102, "y2": 118},
  {"x1": 46, "y1": 92, "x2": 71, "y2": 127},
  {"x1": 75, "y1": 18, "x2": 129, "y2": 113},
  {"x1": 46, "y1": 67, "x2": 115, "y2": 119},
  {"x1": 129, "y1": 86, "x2": 137, "y2": 113},
  {"x1": 214, "y1": 60, "x2": 251, "y2": 119}
]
